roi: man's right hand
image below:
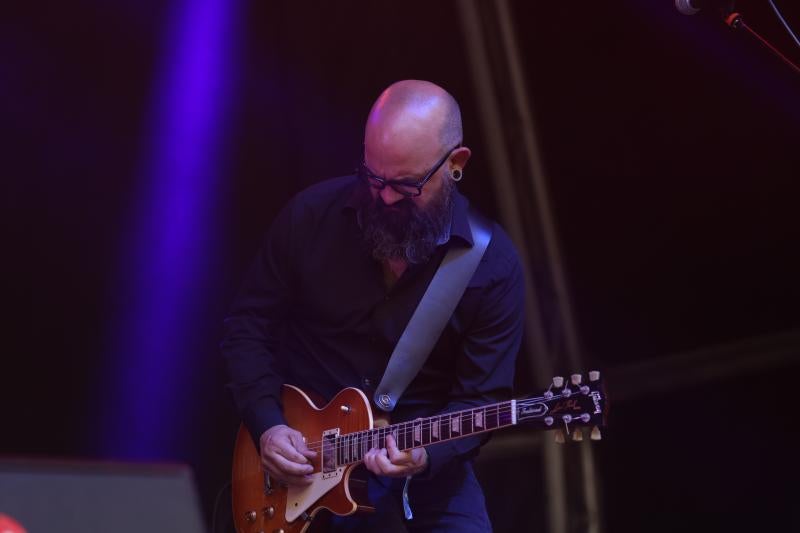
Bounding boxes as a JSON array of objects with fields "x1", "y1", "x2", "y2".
[{"x1": 259, "y1": 424, "x2": 317, "y2": 486}]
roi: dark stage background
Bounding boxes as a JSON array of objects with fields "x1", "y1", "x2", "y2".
[{"x1": 2, "y1": 1, "x2": 799, "y2": 531}]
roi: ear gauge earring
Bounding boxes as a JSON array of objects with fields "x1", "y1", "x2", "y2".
[{"x1": 451, "y1": 168, "x2": 463, "y2": 181}]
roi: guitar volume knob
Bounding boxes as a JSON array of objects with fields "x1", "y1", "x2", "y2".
[
  {"x1": 245, "y1": 510, "x2": 257, "y2": 523},
  {"x1": 263, "y1": 506, "x2": 275, "y2": 518}
]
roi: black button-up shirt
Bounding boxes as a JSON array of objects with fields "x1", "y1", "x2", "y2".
[{"x1": 221, "y1": 175, "x2": 524, "y2": 476}]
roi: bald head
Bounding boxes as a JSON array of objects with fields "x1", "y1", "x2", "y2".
[{"x1": 364, "y1": 80, "x2": 462, "y2": 158}]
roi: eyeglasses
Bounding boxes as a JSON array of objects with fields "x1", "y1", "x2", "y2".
[{"x1": 358, "y1": 145, "x2": 459, "y2": 198}]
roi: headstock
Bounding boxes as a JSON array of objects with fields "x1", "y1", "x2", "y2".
[{"x1": 516, "y1": 370, "x2": 607, "y2": 442}]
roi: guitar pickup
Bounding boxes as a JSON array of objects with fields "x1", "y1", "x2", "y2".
[{"x1": 322, "y1": 428, "x2": 339, "y2": 477}]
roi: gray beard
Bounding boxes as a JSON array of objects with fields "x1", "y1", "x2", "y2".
[{"x1": 356, "y1": 178, "x2": 454, "y2": 265}]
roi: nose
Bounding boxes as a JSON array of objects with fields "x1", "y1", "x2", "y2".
[{"x1": 379, "y1": 185, "x2": 405, "y2": 206}]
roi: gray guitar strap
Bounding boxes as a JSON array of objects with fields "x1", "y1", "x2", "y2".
[{"x1": 373, "y1": 210, "x2": 493, "y2": 412}]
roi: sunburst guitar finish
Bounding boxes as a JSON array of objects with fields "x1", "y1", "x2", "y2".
[{"x1": 231, "y1": 386, "x2": 375, "y2": 533}]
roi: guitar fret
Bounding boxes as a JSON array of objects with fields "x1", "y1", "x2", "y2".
[
  {"x1": 486, "y1": 405, "x2": 498, "y2": 429},
  {"x1": 499, "y1": 406, "x2": 512, "y2": 426},
  {"x1": 461, "y1": 410, "x2": 473, "y2": 435},
  {"x1": 413, "y1": 420, "x2": 422, "y2": 446},
  {"x1": 450, "y1": 414, "x2": 460, "y2": 435},
  {"x1": 475, "y1": 409, "x2": 484, "y2": 430}
]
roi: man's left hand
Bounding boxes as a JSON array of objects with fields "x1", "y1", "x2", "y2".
[{"x1": 363, "y1": 434, "x2": 428, "y2": 477}]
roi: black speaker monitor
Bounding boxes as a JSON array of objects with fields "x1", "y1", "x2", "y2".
[{"x1": 0, "y1": 458, "x2": 206, "y2": 533}]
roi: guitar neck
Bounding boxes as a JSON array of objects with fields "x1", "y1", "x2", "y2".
[
  {"x1": 327, "y1": 378, "x2": 605, "y2": 468},
  {"x1": 331, "y1": 399, "x2": 520, "y2": 467}
]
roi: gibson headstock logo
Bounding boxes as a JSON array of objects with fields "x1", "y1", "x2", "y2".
[{"x1": 591, "y1": 390, "x2": 602, "y2": 414}]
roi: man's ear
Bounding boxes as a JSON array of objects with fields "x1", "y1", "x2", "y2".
[{"x1": 451, "y1": 146, "x2": 472, "y2": 170}]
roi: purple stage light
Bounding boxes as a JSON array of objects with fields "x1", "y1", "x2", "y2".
[{"x1": 94, "y1": 0, "x2": 239, "y2": 459}]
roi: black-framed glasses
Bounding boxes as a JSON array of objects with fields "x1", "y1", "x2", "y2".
[{"x1": 357, "y1": 145, "x2": 459, "y2": 198}]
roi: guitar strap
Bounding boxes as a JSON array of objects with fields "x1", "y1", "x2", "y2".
[{"x1": 373, "y1": 209, "x2": 493, "y2": 412}]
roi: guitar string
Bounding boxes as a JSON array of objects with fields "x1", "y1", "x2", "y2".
[
  {"x1": 298, "y1": 393, "x2": 581, "y2": 454},
  {"x1": 323, "y1": 400, "x2": 588, "y2": 467},
  {"x1": 304, "y1": 396, "x2": 511, "y2": 445},
  {"x1": 298, "y1": 401, "x2": 519, "y2": 452},
  {"x1": 292, "y1": 393, "x2": 583, "y2": 454}
]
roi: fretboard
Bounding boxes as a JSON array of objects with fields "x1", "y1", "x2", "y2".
[{"x1": 330, "y1": 400, "x2": 518, "y2": 467}]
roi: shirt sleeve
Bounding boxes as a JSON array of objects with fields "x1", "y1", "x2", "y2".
[
  {"x1": 422, "y1": 237, "x2": 525, "y2": 478},
  {"x1": 220, "y1": 202, "x2": 297, "y2": 444}
]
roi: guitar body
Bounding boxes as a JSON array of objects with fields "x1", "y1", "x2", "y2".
[{"x1": 231, "y1": 385, "x2": 376, "y2": 533}]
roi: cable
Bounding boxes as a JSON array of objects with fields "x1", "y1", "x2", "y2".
[
  {"x1": 210, "y1": 480, "x2": 232, "y2": 533},
  {"x1": 768, "y1": 0, "x2": 800, "y2": 49}
]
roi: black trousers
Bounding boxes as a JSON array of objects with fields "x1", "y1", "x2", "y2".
[{"x1": 330, "y1": 459, "x2": 492, "y2": 533}]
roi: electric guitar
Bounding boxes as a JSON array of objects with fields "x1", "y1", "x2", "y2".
[{"x1": 231, "y1": 372, "x2": 607, "y2": 533}]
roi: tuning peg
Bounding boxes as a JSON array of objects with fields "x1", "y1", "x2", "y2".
[
  {"x1": 554, "y1": 430, "x2": 565, "y2": 444},
  {"x1": 570, "y1": 374, "x2": 582, "y2": 385},
  {"x1": 572, "y1": 429, "x2": 583, "y2": 441},
  {"x1": 590, "y1": 426, "x2": 602, "y2": 440},
  {"x1": 552, "y1": 376, "x2": 564, "y2": 388},
  {"x1": 589, "y1": 370, "x2": 600, "y2": 382}
]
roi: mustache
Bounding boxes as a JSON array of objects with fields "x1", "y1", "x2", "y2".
[
  {"x1": 356, "y1": 178, "x2": 454, "y2": 264},
  {"x1": 365, "y1": 196, "x2": 413, "y2": 241}
]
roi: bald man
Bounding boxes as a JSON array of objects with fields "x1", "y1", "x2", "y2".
[{"x1": 222, "y1": 80, "x2": 524, "y2": 532}]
